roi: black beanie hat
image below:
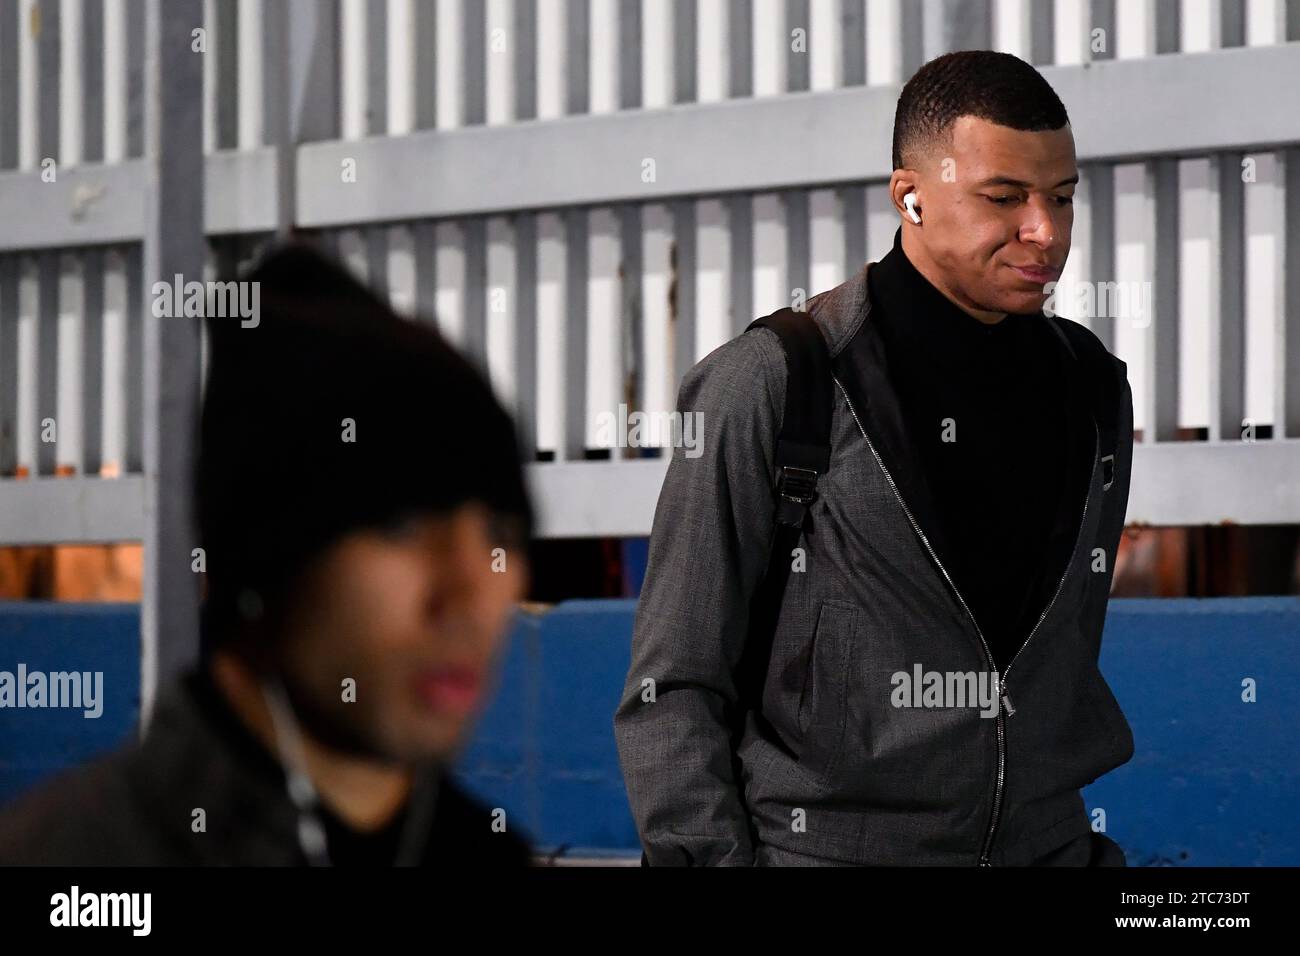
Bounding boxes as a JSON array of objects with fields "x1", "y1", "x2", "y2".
[{"x1": 196, "y1": 240, "x2": 533, "y2": 633}]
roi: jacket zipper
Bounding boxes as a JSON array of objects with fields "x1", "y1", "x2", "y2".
[
  {"x1": 834, "y1": 376, "x2": 1099, "y2": 866},
  {"x1": 998, "y1": 420, "x2": 1100, "y2": 704},
  {"x1": 979, "y1": 420, "x2": 1099, "y2": 859}
]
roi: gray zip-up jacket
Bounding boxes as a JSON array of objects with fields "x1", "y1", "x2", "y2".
[{"x1": 613, "y1": 260, "x2": 1135, "y2": 866}]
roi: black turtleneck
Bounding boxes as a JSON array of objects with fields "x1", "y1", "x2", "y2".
[{"x1": 867, "y1": 228, "x2": 1081, "y2": 672}]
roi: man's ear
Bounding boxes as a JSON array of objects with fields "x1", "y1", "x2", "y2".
[{"x1": 888, "y1": 172, "x2": 919, "y2": 222}]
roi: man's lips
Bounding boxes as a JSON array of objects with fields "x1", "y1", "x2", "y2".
[
  {"x1": 1010, "y1": 264, "x2": 1061, "y2": 285},
  {"x1": 413, "y1": 667, "x2": 484, "y2": 714}
]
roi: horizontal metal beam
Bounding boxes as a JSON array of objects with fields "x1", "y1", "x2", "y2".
[
  {"x1": 1, "y1": 46, "x2": 1296, "y2": 246},
  {"x1": 295, "y1": 44, "x2": 1300, "y2": 226},
  {"x1": 530, "y1": 442, "x2": 1300, "y2": 537},
  {"x1": 525, "y1": 459, "x2": 669, "y2": 538},
  {"x1": 205, "y1": 146, "x2": 281, "y2": 235},
  {"x1": 2, "y1": 440, "x2": 1295, "y2": 545},
  {"x1": 0, "y1": 462, "x2": 677, "y2": 544},
  {"x1": 0, "y1": 160, "x2": 147, "y2": 251},
  {"x1": 0, "y1": 477, "x2": 145, "y2": 544},
  {"x1": 1053, "y1": 44, "x2": 1300, "y2": 162},
  {"x1": 1125, "y1": 440, "x2": 1300, "y2": 527},
  {"x1": 0, "y1": 148, "x2": 279, "y2": 254},
  {"x1": 532, "y1": 441, "x2": 1300, "y2": 537}
]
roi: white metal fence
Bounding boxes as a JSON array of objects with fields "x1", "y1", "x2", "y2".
[{"x1": 1, "y1": 0, "x2": 1298, "y2": 551}]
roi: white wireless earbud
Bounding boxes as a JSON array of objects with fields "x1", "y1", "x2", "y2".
[{"x1": 904, "y1": 192, "x2": 921, "y2": 224}]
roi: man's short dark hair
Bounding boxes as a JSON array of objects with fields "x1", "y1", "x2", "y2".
[{"x1": 891, "y1": 50, "x2": 1070, "y2": 170}]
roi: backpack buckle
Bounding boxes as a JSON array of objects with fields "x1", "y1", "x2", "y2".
[
  {"x1": 777, "y1": 466, "x2": 819, "y2": 505},
  {"x1": 1101, "y1": 454, "x2": 1115, "y2": 491}
]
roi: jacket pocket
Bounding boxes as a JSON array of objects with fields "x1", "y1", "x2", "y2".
[{"x1": 795, "y1": 600, "x2": 858, "y2": 781}]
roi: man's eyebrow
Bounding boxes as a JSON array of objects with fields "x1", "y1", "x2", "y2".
[{"x1": 973, "y1": 174, "x2": 1080, "y2": 189}]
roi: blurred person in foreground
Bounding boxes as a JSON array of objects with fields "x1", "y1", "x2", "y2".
[{"x1": 0, "y1": 242, "x2": 534, "y2": 865}]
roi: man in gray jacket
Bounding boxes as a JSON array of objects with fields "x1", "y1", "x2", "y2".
[{"x1": 614, "y1": 51, "x2": 1135, "y2": 866}]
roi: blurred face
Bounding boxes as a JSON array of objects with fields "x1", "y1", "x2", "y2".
[
  {"x1": 891, "y1": 115, "x2": 1077, "y2": 318},
  {"x1": 269, "y1": 502, "x2": 528, "y2": 765}
]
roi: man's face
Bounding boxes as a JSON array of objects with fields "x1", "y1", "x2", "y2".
[
  {"x1": 902, "y1": 115, "x2": 1077, "y2": 316},
  {"x1": 272, "y1": 503, "x2": 528, "y2": 765}
]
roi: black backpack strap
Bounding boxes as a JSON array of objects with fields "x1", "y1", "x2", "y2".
[
  {"x1": 643, "y1": 309, "x2": 831, "y2": 867},
  {"x1": 1046, "y1": 317, "x2": 1120, "y2": 490},
  {"x1": 733, "y1": 307, "x2": 833, "y2": 716}
]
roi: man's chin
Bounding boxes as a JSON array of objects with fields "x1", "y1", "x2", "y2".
[
  {"x1": 388, "y1": 717, "x2": 465, "y2": 764},
  {"x1": 996, "y1": 290, "x2": 1050, "y2": 316}
]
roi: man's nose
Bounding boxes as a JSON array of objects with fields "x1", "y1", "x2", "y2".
[
  {"x1": 1018, "y1": 197, "x2": 1064, "y2": 250},
  {"x1": 434, "y1": 507, "x2": 514, "y2": 642}
]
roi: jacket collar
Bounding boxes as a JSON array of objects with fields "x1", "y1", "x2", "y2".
[
  {"x1": 822, "y1": 268, "x2": 962, "y2": 580},
  {"x1": 129, "y1": 669, "x2": 304, "y2": 863},
  {"x1": 868, "y1": 227, "x2": 1033, "y2": 373}
]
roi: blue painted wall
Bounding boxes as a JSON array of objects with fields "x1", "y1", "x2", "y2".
[
  {"x1": 1, "y1": 597, "x2": 1296, "y2": 864},
  {"x1": 1080, "y1": 598, "x2": 1299, "y2": 866},
  {"x1": 0, "y1": 603, "x2": 140, "y2": 806}
]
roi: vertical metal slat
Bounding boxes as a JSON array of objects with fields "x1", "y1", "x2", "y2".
[
  {"x1": 125, "y1": 0, "x2": 144, "y2": 157},
  {"x1": 365, "y1": 0, "x2": 387, "y2": 134},
  {"x1": 82, "y1": 0, "x2": 104, "y2": 162},
  {"x1": 841, "y1": 184, "x2": 866, "y2": 279},
  {"x1": 728, "y1": 195, "x2": 754, "y2": 336},
  {"x1": 672, "y1": 0, "x2": 695, "y2": 104},
  {"x1": 841, "y1": 0, "x2": 866, "y2": 85},
  {"x1": 923, "y1": 0, "x2": 991, "y2": 61},
  {"x1": 727, "y1": 0, "x2": 754, "y2": 339},
  {"x1": 1085, "y1": 162, "x2": 1116, "y2": 351},
  {"x1": 1148, "y1": 157, "x2": 1180, "y2": 442},
  {"x1": 37, "y1": 0, "x2": 60, "y2": 169},
  {"x1": 728, "y1": 0, "x2": 753, "y2": 97},
  {"x1": 898, "y1": 0, "x2": 924, "y2": 79},
  {"x1": 1029, "y1": 0, "x2": 1055, "y2": 65},
  {"x1": 513, "y1": 0, "x2": 536, "y2": 121},
  {"x1": 36, "y1": 251, "x2": 58, "y2": 476},
  {"x1": 213, "y1": 0, "x2": 239, "y2": 148},
  {"x1": 413, "y1": 0, "x2": 437, "y2": 129},
  {"x1": 140, "y1": 0, "x2": 205, "y2": 722},
  {"x1": 514, "y1": 211, "x2": 539, "y2": 458},
  {"x1": 1219, "y1": 0, "x2": 1245, "y2": 48},
  {"x1": 82, "y1": 248, "x2": 104, "y2": 476},
  {"x1": 1280, "y1": 146, "x2": 1300, "y2": 439},
  {"x1": 671, "y1": 199, "x2": 696, "y2": 389},
  {"x1": 1153, "y1": 0, "x2": 1179, "y2": 54},
  {"x1": 0, "y1": 256, "x2": 17, "y2": 476},
  {"x1": 463, "y1": 0, "x2": 486, "y2": 124},
  {"x1": 0, "y1": 1, "x2": 17, "y2": 170},
  {"x1": 786, "y1": 0, "x2": 809, "y2": 92},
  {"x1": 564, "y1": 208, "x2": 589, "y2": 460},
  {"x1": 785, "y1": 188, "x2": 810, "y2": 309},
  {"x1": 124, "y1": 242, "x2": 142, "y2": 472},
  {"x1": 1089, "y1": 0, "x2": 1115, "y2": 61},
  {"x1": 462, "y1": 217, "x2": 488, "y2": 365},
  {"x1": 1210, "y1": 152, "x2": 1245, "y2": 442}
]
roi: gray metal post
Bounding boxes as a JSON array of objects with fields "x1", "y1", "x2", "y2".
[{"x1": 140, "y1": 0, "x2": 205, "y2": 729}]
